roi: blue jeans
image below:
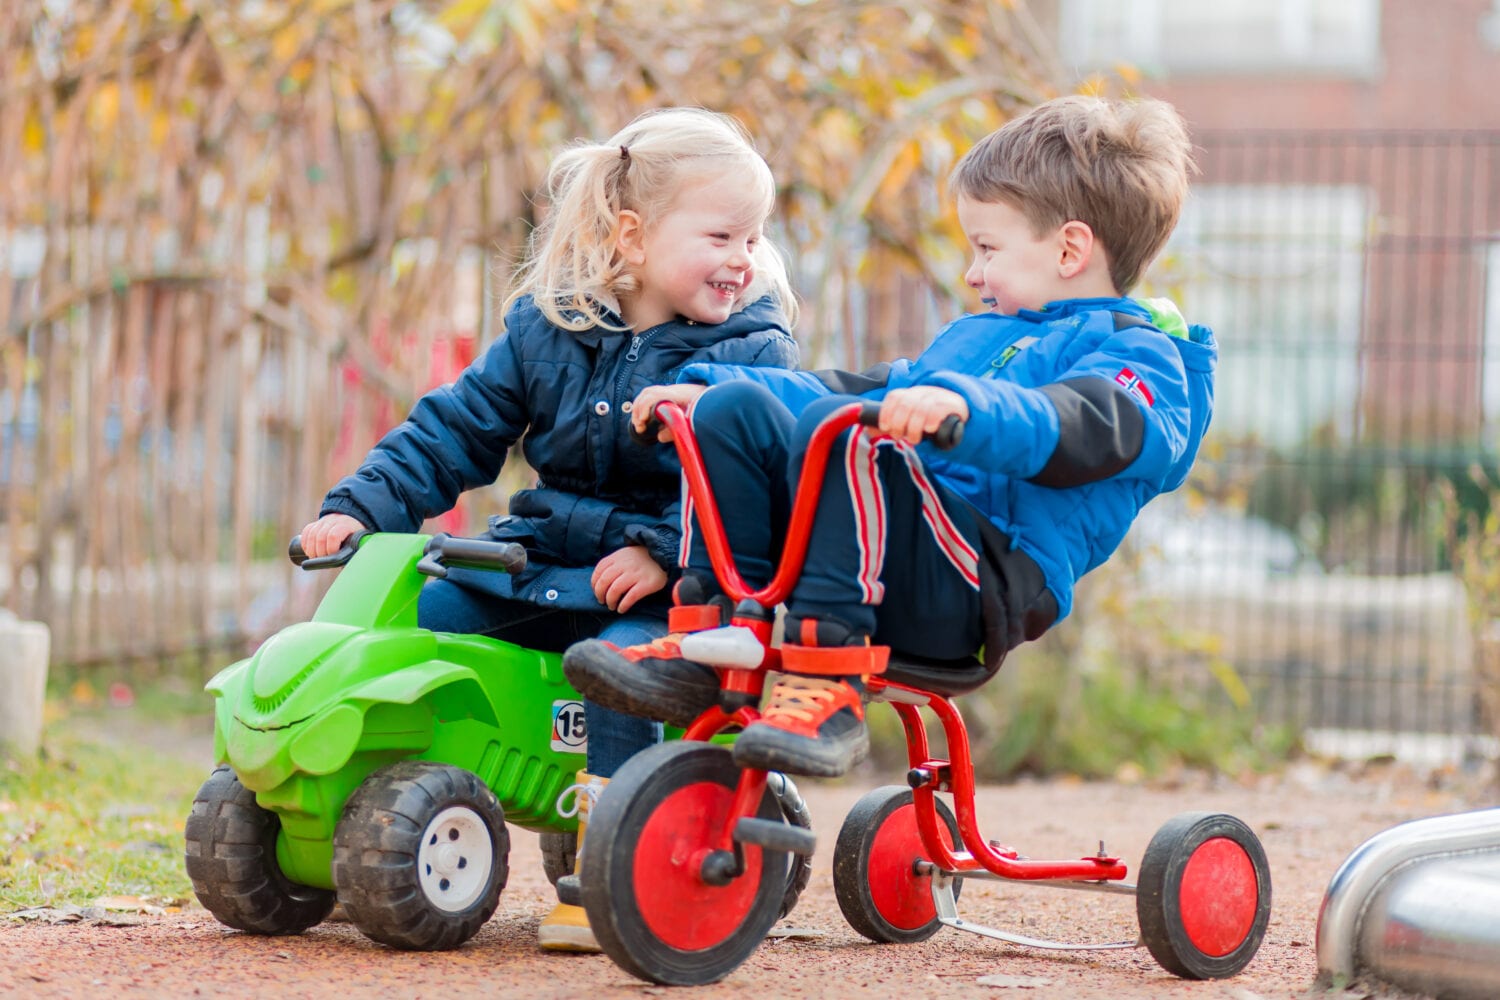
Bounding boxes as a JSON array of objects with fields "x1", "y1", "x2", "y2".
[{"x1": 418, "y1": 579, "x2": 664, "y2": 777}]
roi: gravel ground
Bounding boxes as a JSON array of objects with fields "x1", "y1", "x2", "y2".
[{"x1": 3, "y1": 754, "x2": 1487, "y2": 1000}]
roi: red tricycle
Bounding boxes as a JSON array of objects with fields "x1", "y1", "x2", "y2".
[{"x1": 579, "y1": 399, "x2": 1272, "y2": 986}]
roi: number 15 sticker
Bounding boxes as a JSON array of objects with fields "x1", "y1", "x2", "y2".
[{"x1": 551, "y1": 699, "x2": 588, "y2": 753}]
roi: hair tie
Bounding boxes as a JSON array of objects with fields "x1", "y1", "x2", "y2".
[{"x1": 619, "y1": 145, "x2": 630, "y2": 161}]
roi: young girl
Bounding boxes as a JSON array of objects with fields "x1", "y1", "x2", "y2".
[{"x1": 297, "y1": 107, "x2": 800, "y2": 952}]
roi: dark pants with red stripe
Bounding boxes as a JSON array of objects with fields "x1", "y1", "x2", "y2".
[{"x1": 684, "y1": 381, "x2": 985, "y2": 660}]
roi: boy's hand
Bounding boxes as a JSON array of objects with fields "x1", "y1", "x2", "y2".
[
  {"x1": 592, "y1": 544, "x2": 668, "y2": 613},
  {"x1": 632, "y1": 384, "x2": 708, "y2": 442},
  {"x1": 880, "y1": 387, "x2": 970, "y2": 445},
  {"x1": 298, "y1": 513, "x2": 368, "y2": 559}
]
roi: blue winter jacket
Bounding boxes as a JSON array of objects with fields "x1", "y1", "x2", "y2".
[
  {"x1": 321, "y1": 293, "x2": 799, "y2": 614},
  {"x1": 678, "y1": 297, "x2": 1216, "y2": 630}
]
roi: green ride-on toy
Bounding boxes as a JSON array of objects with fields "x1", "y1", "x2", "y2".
[{"x1": 183, "y1": 530, "x2": 812, "y2": 951}]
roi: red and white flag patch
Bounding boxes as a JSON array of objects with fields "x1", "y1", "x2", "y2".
[{"x1": 1114, "y1": 367, "x2": 1155, "y2": 407}]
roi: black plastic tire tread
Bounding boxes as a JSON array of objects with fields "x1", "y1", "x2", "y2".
[
  {"x1": 184, "y1": 765, "x2": 335, "y2": 935},
  {"x1": 539, "y1": 830, "x2": 576, "y2": 887},
  {"x1": 332, "y1": 760, "x2": 509, "y2": 951}
]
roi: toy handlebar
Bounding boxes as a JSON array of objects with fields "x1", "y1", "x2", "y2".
[
  {"x1": 854, "y1": 401, "x2": 964, "y2": 451},
  {"x1": 642, "y1": 398, "x2": 966, "y2": 608},
  {"x1": 416, "y1": 533, "x2": 527, "y2": 579},
  {"x1": 289, "y1": 530, "x2": 372, "y2": 569},
  {"x1": 632, "y1": 397, "x2": 965, "y2": 451},
  {"x1": 288, "y1": 531, "x2": 527, "y2": 578}
]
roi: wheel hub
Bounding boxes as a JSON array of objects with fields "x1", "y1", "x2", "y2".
[{"x1": 417, "y1": 806, "x2": 493, "y2": 913}]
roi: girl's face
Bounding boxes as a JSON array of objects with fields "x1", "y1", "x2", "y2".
[{"x1": 618, "y1": 171, "x2": 768, "y2": 330}]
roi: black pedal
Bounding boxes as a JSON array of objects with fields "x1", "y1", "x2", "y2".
[{"x1": 555, "y1": 873, "x2": 582, "y2": 906}]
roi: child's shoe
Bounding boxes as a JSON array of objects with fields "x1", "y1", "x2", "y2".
[
  {"x1": 538, "y1": 772, "x2": 605, "y2": 952},
  {"x1": 730, "y1": 617, "x2": 889, "y2": 778},
  {"x1": 563, "y1": 576, "x2": 728, "y2": 727}
]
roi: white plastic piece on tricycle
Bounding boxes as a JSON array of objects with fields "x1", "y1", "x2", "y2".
[{"x1": 679, "y1": 626, "x2": 765, "y2": 669}]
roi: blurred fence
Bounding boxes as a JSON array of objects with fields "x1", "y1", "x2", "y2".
[
  {"x1": 1114, "y1": 130, "x2": 1500, "y2": 742},
  {"x1": 4, "y1": 128, "x2": 1499, "y2": 748}
]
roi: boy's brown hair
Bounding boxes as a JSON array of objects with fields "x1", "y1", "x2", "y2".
[{"x1": 950, "y1": 95, "x2": 1194, "y2": 294}]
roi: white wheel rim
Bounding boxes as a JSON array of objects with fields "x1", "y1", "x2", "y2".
[{"x1": 416, "y1": 805, "x2": 493, "y2": 913}]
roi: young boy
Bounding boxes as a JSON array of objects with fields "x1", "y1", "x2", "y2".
[{"x1": 562, "y1": 95, "x2": 1215, "y2": 778}]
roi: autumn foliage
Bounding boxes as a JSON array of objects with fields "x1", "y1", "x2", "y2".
[{"x1": 0, "y1": 0, "x2": 1057, "y2": 666}]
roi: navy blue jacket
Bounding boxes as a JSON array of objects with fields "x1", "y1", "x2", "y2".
[{"x1": 322, "y1": 293, "x2": 799, "y2": 614}]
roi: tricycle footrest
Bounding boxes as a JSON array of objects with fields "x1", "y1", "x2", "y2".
[{"x1": 735, "y1": 817, "x2": 816, "y2": 856}]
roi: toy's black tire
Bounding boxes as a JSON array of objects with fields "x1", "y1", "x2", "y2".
[
  {"x1": 581, "y1": 742, "x2": 788, "y2": 985},
  {"x1": 184, "y1": 765, "x2": 335, "y2": 935},
  {"x1": 768, "y1": 771, "x2": 813, "y2": 920},
  {"x1": 1136, "y1": 811, "x2": 1272, "y2": 979},
  {"x1": 332, "y1": 761, "x2": 509, "y2": 951},
  {"x1": 539, "y1": 831, "x2": 576, "y2": 887},
  {"x1": 833, "y1": 786, "x2": 963, "y2": 943}
]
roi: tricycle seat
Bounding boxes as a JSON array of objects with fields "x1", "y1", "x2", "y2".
[{"x1": 884, "y1": 652, "x2": 997, "y2": 697}]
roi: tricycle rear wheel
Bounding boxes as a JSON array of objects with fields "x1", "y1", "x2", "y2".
[
  {"x1": 833, "y1": 785, "x2": 963, "y2": 943},
  {"x1": 184, "y1": 766, "x2": 335, "y2": 935},
  {"x1": 1136, "y1": 811, "x2": 1272, "y2": 978}
]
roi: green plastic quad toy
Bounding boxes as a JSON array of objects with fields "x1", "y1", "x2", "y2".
[{"x1": 183, "y1": 531, "x2": 813, "y2": 951}]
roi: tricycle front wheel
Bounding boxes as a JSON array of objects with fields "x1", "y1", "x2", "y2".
[{"x1": 581, "y1": 742, "x2": 790, "y2": 985}]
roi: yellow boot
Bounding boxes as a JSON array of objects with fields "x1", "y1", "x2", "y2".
[{"x1": 538, "y1": 772, "x2": 606, "y2": 952}]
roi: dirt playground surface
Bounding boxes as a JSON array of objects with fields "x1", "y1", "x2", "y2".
[{"x1": 4, "y1": 752, "x2": 1488, "y2": 1000}]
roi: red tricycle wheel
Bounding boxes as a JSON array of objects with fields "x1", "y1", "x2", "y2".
[
  {"x1": 580, "y1": 741, "x2": 789, "y2": 985},
  {"x1": 833, "y1": 786, "x2": 963, "y2": 943},
  {"x1": 1136, "y1": 811, "x2": 1272, "y2": 979}
]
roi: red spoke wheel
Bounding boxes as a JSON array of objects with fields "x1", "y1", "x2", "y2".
[
  {"x1": 581, "y1": 742, "x2": 790, "y2": 985},
  {"x1": 1136, "y1": 811, "x2": 1272, "y2": 979},
  {"x1": 833, "y1": 786, "x2": 963, "y2": 943}
]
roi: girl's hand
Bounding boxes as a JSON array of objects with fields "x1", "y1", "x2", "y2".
[
  {"x1": 879, "y1": 387, "x2": 970, "y2": 445},
  {"x1": 592, "y1": 544, "x2": 668, "y2": 613},
  {"x1": 632, "y1": 384, "x2": 708, "y2": 442},
  {"x1": 298, "y1": 513, "x2": 368, "y2": 559}
]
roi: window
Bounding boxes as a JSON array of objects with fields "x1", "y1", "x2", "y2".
[
  {"x1": 1059, "y1": 0, "x2": 1382, "y2": 78},
  {"x1": 1155, "y1": 185, "x2": 1369, "y2": 447}
]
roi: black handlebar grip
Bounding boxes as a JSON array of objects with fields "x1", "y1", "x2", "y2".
[
  {"x1": 855, "y1": 402, "x2": 964, "y2": 450},
  {"x1": 289, "y1": 530, "x2": 369, "y2": 570},
  {"x1": 629, "y1": 411, "x2": 666, "y2": 446},
  {"x1": 433, "y1": 534, "x2": 528, "y2": 575},
  {"x1": 930, "y1": 414, "x2": 964, "y2": 450}
]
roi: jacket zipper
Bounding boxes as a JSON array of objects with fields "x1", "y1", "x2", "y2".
[{"x1": 614, "y1": 325, "x2": 668, "y2": 404}]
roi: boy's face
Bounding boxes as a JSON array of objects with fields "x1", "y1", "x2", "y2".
[{"x1": 957, "y1": 196, "x2": 1071, "y2": 316}]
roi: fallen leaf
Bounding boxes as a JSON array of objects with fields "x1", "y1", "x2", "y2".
[
  {"x1": 976, "y1": 973, "x2": 1053, "y2": 988},
  {"x1": 93, "y1": 895, "x2": 165, "y2": 915}
]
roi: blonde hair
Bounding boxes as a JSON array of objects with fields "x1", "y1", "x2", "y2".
[
  {"x1": 951, "y1": 96, "x2": 1195, "y2": 294},
  {"x1": 504, "y1": 107, "x2": 797, "y2": 331}
]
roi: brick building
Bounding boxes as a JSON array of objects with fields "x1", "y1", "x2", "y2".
[{"x1": 1048, "y1": 0, "x2": 1500, "y2": 446}]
